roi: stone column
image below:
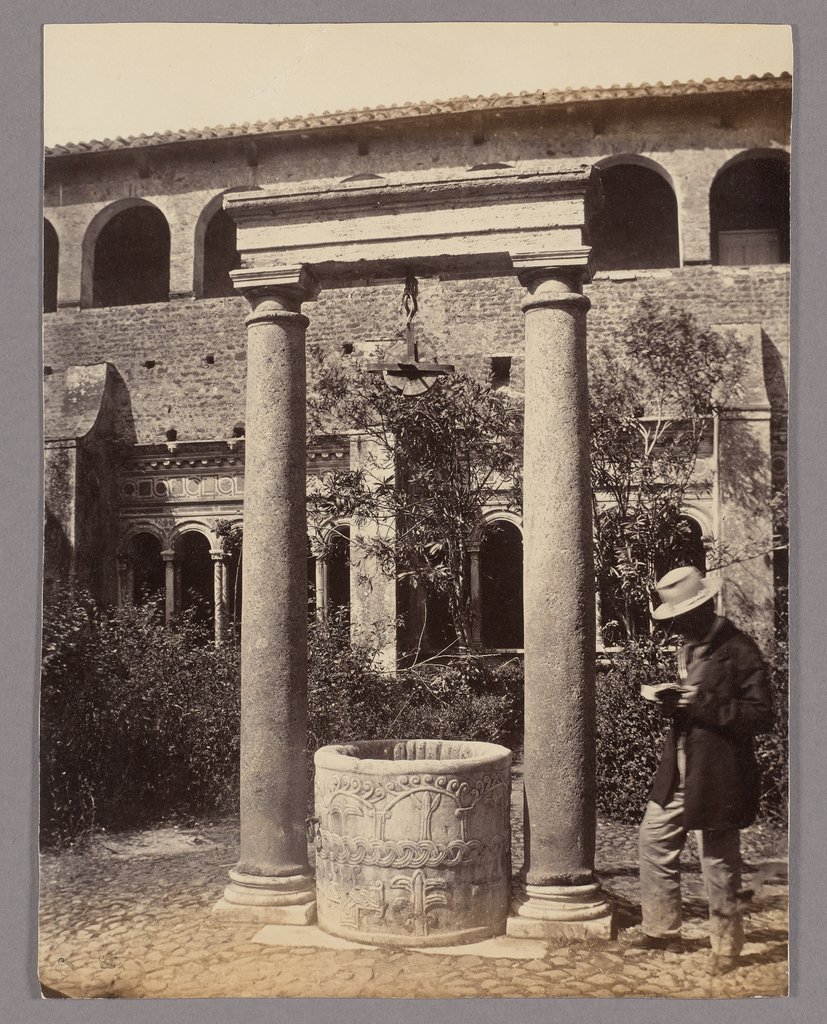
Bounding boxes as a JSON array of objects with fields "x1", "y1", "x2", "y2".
[
  {"x1": 211, "y1": 549, "x2": 228, "y2": 643},
  {"x1": 173, "y1": 562, "x2": 182, "y2": 619},
  {"x1": 213, "y1": 265, "x2": 320, "y2": 924},
  {"x1": 469, "y1": 544, "x2": 483, "y2": 649},
  {"x1": 161, "y1": 549, "x2": 177, "y2": 625},
  {"x1": 314, "y1": 556, "x2": 327, "y2": 622},
  {"x1": 116, "y1": 554, "x2": 129, "y2": 607},
  {"x1": 507, "y1": 256, "x2": 612, "y2": 939},
  {"x1": 124, "y1": 560, "x2": 135, "y2": 607}
]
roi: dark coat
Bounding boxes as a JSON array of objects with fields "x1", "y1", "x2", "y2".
[{"x1": 649, "y1": 617, "x2": 774, "y2": 831}]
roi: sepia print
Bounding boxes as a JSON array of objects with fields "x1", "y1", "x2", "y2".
[{"x1": 39, "y1": 22, "x2": 791, "y2": 999}]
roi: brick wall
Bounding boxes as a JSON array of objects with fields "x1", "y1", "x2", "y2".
[{"x1": 42, "y1": 264, "x2": 789, "y2": 444}]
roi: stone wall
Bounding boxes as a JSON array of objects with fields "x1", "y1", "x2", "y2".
[
  {"x1": 42, "y1": 265, "x2": 789, "y2": 445},
  {"x1": 44, "y1": 89, "x2": 790, "y2": 305}
]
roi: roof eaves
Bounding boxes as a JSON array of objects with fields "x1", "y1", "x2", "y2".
[{"x1": 45, "y1": 72, "x2": 792, "y2": 158}]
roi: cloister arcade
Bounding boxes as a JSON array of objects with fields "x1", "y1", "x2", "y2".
[{"x1": 43, "y1": 148, "x2": 790, "y2": 313}]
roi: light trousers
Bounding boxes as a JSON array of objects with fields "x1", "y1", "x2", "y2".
[{"x1": 638, "y1": 745, "x2": 745, "y2": 957}]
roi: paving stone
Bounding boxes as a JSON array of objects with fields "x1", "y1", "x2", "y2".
[{"x1": 38, "y1": 815, "x2": 788, "y2": 1000}]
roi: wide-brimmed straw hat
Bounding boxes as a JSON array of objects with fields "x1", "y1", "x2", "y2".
[{"x1": 651, "y1": 565, "x2": 721, "y2": 621}]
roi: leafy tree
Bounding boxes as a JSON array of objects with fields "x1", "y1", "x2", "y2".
[
  {"x1": 589, "y1": 297, "x2": 746, "y2": 639},
  {"x1": 307, "y1": 350, "x2": 523, "y2": 655}
]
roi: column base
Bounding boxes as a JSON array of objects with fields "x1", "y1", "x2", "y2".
[
  {"x1": 506, "y1": 882, "x2": 613, "y2": 941},
  {"x1": 212, "y1": 869, "x2": 317, "y2": 925}
]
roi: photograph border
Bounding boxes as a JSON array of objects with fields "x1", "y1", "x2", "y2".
[{"x1": 3, "y1": 1, "x2": 824, "y2": 1020}]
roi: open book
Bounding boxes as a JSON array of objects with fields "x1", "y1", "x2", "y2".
[{"x1": 640, "y1": 682, "x2": 683, "y2": 703}]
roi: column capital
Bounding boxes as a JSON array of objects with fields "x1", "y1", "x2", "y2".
[
  {"x1": 231, "y1": 264, "x2": 321, "y2": 309},
  {"x1": 160, "y1": 549, "x2": 178, "y2": 563},
  {"x1": 210, "y1": 548, "x2": 227, "y2": 562},
  {"x1": 511, "y1": 247, "x2": 593, "y2": 288}
]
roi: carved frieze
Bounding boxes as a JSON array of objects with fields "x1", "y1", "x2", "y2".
[
  {"x1": 313, "y1": 740, "x2": 511, "y2": 946},
  {"x1": 117, "y1": 437, "x2": 351, "y2": 509}
]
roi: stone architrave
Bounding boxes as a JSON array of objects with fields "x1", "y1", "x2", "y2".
[
  {"x1": 506, "y1": 253, "x2": 612, "y2": 939},
  {"x1": 213, "y1": 265, "x2": 320, "y2": 924}
]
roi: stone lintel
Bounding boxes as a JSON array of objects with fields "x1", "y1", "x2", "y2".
[
  {"x1": 223, "y1": 163, "x2": 596, "y2": 220},
  {"x1": 230, "y1": 264, "x2": 320, "y2": 302},
  {"x1": 225, "y1": 166, "x2": 595, "y2": 284}
]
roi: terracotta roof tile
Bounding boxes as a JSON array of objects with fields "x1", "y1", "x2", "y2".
[{"x1": 45, "y1": 72, "x2": 791, "y2": 157}]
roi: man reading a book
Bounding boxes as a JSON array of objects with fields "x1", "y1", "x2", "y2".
[{"x1": 627, "y1": 566, "x2": 774, "y2": 976}]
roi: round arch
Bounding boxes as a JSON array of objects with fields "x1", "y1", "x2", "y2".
[
  {"x1": 589, "y1": 156, "x2": 681, "y2": 271},
  {"x1": 595, "y1": 153, "x2": 678, "y2": 192},
  {"x1": 479, "y1": 515, "x2": 524, "y2": 649},
  {"x1": 709, "y1": 149, "x2": 790, "y2": 265},
  {"x1": 169, "y1": 520, "x2": 218, "y2": 552},
  {"x1": 43, "y1": 219, "x2": 59, "y2": 313},
  {"x1": 118, "y1": 519, "x2": 169, "y2": 554},
  {"x1": 174, "y1": 528, "x2": 215, "y2": 625},
  {"x1": 470, "y1": 509, "x2": 523, "y2": 550},
  {"x1": 81, "y1": 197, "x2": 170, "y2": 308},
  {"x1": 712, "y1": 146, "x2": 790, "y2": 181},
  {"x1": 125, "y1": 530, "x2": 165, "y2": 606},
  {"x1": 653, "y1": 510, "x2": 710, "y2": 581},
  {"x1": 192, "y1": 188, "x2": 246, "y2": 298}
]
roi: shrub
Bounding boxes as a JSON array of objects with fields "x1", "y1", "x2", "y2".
[
  {"x1": 40, "y1": 586, "x2": 240, "y2": 847},
  {"x1": 754, "y1": 639, "x2": 789, "y2": 824},
  {"x1": 307, "y1": 613, "x2": 523, "y2": 750},
  {"x1": 307, "y1": 611, "x2": 394, "y2": 749},
  {"x1": 41, "y1": 587, "x2": 786, "y2": 846},
  {"x1": 595, "y1": 639, "x2": 673, "y2": 822}
]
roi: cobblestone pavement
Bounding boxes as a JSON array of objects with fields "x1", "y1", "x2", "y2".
[{"x1": 39, "y1": 768, "x2": 788, "y2": 1000}]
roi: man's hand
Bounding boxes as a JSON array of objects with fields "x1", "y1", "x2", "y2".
[{"x1": 655, "y1": 686, "x2": 682, "y2": 715}]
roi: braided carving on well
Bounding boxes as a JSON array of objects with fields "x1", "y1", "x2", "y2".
[{"x1": 313, "y1": 739, "x2": 511, "y2": 946}]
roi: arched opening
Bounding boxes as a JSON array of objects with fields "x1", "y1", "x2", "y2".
[
  {"x1": 177, "y1": 532, "x2": 214, "y2": 626},
  {"x1": 653, "y1": 515, "x2": 708, "y2": 580},
  {"x1": 92, "y1": 203, "x2": 170, "y2": 307},
  {"x1": 710, "y1": 154, "x2": 790, "y2": 265},
  {"x1": 43, "y1": 219, "x2": 59, "y2": 313},
  {"x1": 327, "y1": 526, "x2": 351, "y2": 624},
  {"x1": 201, "y1": 206, "x2": 239, "y2": 298},
  {"x1": 598, "y1": 515, "x2": 708, "y2": 644},
  {"x1": 129, "y1": 532, "x2": 164, "y2": 607},
  {"x1": 589, "y1": 162, "x2": 680, "y2": 272},
  {"x1": 480, "y1": 520, "x2": 524, "y2": 649}
]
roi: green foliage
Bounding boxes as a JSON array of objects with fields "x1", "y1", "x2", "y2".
[
  {"x1": 41, "y1": 587, "x2": 787, "y2": 845},
  {"x1": 307, "y1": 354, "x2": 523, "y2": 652},
  {"x1": 307, "y1": 610, "x2": 395, "y2": 750},
  {"x1": 595, "y1": 639, "x2": 674, "y2": 821},
  {"x1": 40, "y1": 586, "x2": 240, "y2": 847},
  {"x1": 754, "y1": 640, "x2": 789, "y2": 824},
  {"x1": 590, "y1": 297, "x2": 747, "y2": 638},
  {"x1": 307, "y1": 608, "x2": 523, "y2": 750}
]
